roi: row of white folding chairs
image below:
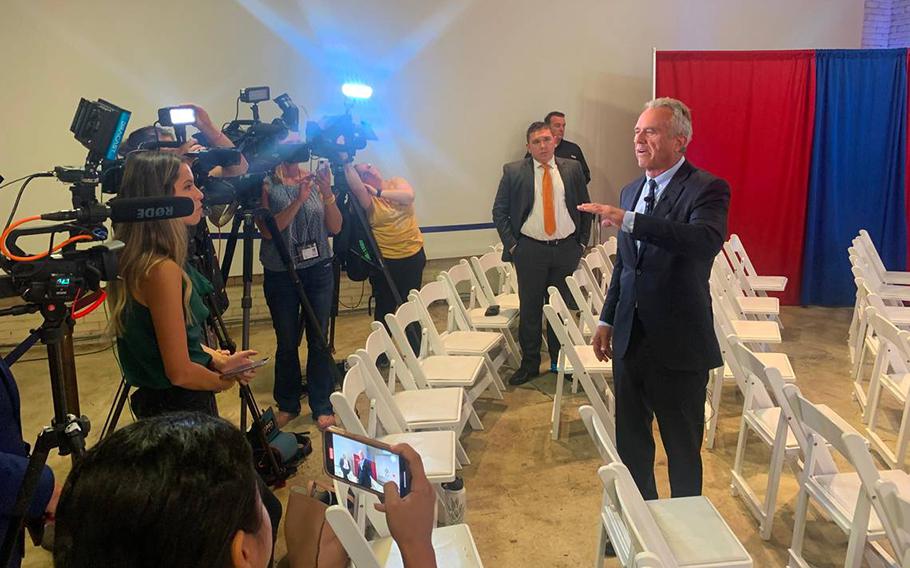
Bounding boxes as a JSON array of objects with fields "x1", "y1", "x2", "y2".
[{"x1": 730, "y1": 337, "x2": 910, "y2": 567}]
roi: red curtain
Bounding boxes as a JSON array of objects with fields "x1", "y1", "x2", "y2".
[{"x1": 656, "y1": 51, "x2": 816, "y2": 305}]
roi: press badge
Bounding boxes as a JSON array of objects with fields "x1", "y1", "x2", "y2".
[{"x1": 295, "y1": 241, "x2": 319, "y2": 262}]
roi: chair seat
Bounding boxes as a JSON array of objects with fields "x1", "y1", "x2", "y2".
[
  {"x1": 393, "y1": 388, "x2": 464, "y2": 426},
  {"x1": 735, "y1": 295, "x2": 780, "y2": 315},
  {"x1": 379, "y1": 431, "x2": 456, "y2": 483},
  {"x1": 558, "y1": 346, "x2": 613, "y2": 374},
  {"x1": 467, "y1": 306, "x2": 519, "y2": 327},
  {"x1": 441, "y1": 330, "x2": 502, "y2": 354},
  {"x1": 749, "y1": 407, "x2": 800, "y2": 450},
  {"x1": 723, "y1": 352, "x2": 795, "y2": 382},
  {"x1": 420, "y1": 355, "x2": 485, "y2": 385},
  {"x1": 370, "y1": 523, "x2": 483, "y2": 567},
  {"x1": 494, "y1": 292, "x2": 520, "y2": 310},
  {"x1": 647, "y1": 496, "x2": 753, "y2": 566},
  {"x1": 731, "y1": 320, "x2": 782, "y2": 343},
  {"x1": 747, "y1": 275, "x2": 787, "y2": 292},
  {"x1": 883, "y1": 306, "x2": 910, "y2": 326},
  {"x1": 811, "y1": 469, "x2": 910, "y2": 534}
]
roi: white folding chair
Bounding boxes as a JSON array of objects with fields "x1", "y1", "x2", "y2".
[
  {"x1": 727, "y1": 338, "x2": 803, "y2": 540},
  {"x1": 597, "y1": 462, "x2": 753, "y2": 567},
  {"x1": 410, "y1": 283, "x2": 509, "y2": 388},
  {"x1": 365, "y1": 320, "x2": 498, "y2": 409},
  {"x1": 333, "y1": 358, "x2": 459, "y2": 482},
  {"x1": 544, "y1": 287, "x2": 614, "y2": 441},
  {"x1": 864, "y1": 307, "x2": 910, "y2": 469},
  {"x1": 579, "y1": 404, "x2": 621, "y2": 566},
  {"x1": 856, "y1": 229, "x2": 910, "y2": 286},
  {"x1": 723, "y1": 233, "x2": 787, "y2": 294},
  {"x1": 439, "y1": 261, "x2": 521, "y2": 366},
  {"x1": 583, "y1": 249, "x2": 612, "y2": 298},
  {"x1": 326, "y1": 504, "x2": 484, "y2": 568},
  {"x1": 711, "y1": 279, "x2": 781, "y2": 349},
  {"x1": 711, "y1": 253, "x2": 780, "y2": 326},
  {"x1": 872, "y1": 481, "x2": 910, "y2": 567},
  {"x1": 850, "y1": 247, "x2": 910, "y2": 303},
  {"x1": 352, "y1": 350, "x2": 473, "y2": 465},
  {"x1": 469, "y1": 250, "x2": 519, "y2": 310},
  {"x1": 787, "y1": 387, "x2": 910, "y2": 568}
]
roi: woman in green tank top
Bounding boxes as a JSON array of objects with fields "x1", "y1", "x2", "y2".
[{"x1": 106, "y1": 151, "x2": 259, "y2": 418}]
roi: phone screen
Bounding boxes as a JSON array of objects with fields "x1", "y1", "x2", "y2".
[
  {"x1": 220, "y1": 357, "x2": 270, "y2": 379},
  {"x1": 324, "y1": 429, "x2": 410, "y2": 497}
]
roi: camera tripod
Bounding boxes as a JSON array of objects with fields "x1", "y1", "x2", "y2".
[{"x1": 0, "y1": 303, "x2": 90, "y2": 568}]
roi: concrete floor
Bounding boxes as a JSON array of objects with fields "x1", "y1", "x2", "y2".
[{"x1": 15, "y1": 305, "x2": 874, "y2": 567}]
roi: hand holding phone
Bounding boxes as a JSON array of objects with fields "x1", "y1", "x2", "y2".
[
  {"x1": 219, "y1": 355, "x2": 269, "y2": 383},
  {"x1": 374, "y1": 443, "x2": 437, "y2": 567},
  {"x1": 323, "y1": 428, "x2": 411, "y2": 497}
]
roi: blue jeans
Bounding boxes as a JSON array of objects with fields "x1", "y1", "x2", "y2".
[{"x1": 262, "y1": 261, "x2": 335, "y2": 418}]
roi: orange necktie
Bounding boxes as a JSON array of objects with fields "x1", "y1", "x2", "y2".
[{"x1": 541, "y1": 163, "x2": 556, "y2": 235}]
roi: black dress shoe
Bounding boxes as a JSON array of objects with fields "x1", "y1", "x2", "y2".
[{"x1": 508, "y1": 367, "x2": 541, "y2": 386}]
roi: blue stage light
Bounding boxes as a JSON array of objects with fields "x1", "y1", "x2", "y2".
[{"x1": 341, "y1": 82, "x2": 373, "y2": 100}]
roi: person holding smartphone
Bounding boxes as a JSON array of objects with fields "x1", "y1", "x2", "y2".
[
  {"x1": 107, "y1": 151, "x2": 259, "y2": 418},
  {"x1": 258, "y1": 159, "x2": 342, "y2": 430}
]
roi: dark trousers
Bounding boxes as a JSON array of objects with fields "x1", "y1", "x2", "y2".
[
  {"x1": 262, "y1": 261, "x2": 335, "y2": 419},
  {"x1": 129, "y1": 388, "x2": 282, "y2": 557},
  {"x1": 612, "y1": 315, "x2": 708, "y2": 500},
  {"x1": 513, "y1": 237, "x2": 582, "y2": 371},
  {"x1": 370, "y1": 247, "x2": 426, "y2": 354}
]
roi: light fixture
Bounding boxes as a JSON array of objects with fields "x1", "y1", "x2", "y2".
[{"x1": 341, "y1": 82, "x2": 373, "y2": 100}]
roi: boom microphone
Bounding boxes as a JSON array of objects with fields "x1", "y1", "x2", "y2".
[{"x1": 40, "y1": 196, "x2": 196, "y2": 224}]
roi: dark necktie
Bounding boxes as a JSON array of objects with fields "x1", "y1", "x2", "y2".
[{"x1": 645, "y1": 179, "x2": 657, "y2": 216}]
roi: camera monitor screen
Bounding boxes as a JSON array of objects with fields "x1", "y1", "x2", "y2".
[{"x1": 168, "y1": 107, "x2": 197, "y2": 126}]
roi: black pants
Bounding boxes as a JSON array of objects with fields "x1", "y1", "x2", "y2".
[
  {"x1": 512, "y1": 237, "x2": 582, "y2": 371},
  {"x1": 612, "y1": 315, "x2": 709, "y2": 500},
  {"x1": 370, "y1": 247, "x2": 426, "y2": 353},
  {"x1": 129, "y1": 385, "x2": 283, "y2": 555}
]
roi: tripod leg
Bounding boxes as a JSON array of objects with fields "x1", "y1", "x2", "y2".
[{"x1": 100, "y1": 378, "x2": 131, "y2": 440}]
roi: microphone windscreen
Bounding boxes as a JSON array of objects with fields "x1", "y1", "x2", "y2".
[{"x1": 109, "y1": 196, "x2": 196, "y2": 223}]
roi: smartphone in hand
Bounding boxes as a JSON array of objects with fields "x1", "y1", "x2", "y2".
[
  {"x1": 219, "y1": 357, "x2": 270, "y2": 380},
  {"x1": 323, "y1": 427, "x2": 411, "y2": 497}
]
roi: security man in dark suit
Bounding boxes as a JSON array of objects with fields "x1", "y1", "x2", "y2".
[
  {"x1": 579, "y1": 98, "x2": 730, "y2": 499},
  {"x1": 524, "y1": 111, "x2": 592, "y2": 184},
  {"x1": 493, "y1": 122, "x2": 592, "y2": 385}
]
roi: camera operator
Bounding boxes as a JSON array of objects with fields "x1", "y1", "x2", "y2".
[
  {"x1": 257, "y1": 159, "x2": 342, "y2": 430},
  {"x1": 1, "y1": 360, "x2": 59, "y2": 568},
  {"x1": 106, "y1": 151, "x2": 259, "y2": 418},
  {"x1": 52, "y1": 413, "x2": 438, "y2": 568},
  {"x1": 120, "y1": 104, "x2": 249, "y2": 177},
  {"x1": 342, "y1": 160, "x2": 425, "y2": 351}
]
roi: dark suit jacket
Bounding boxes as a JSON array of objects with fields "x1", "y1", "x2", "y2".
[
  {"x1": 524, "y1": 139, "x2": 591, "y2": 183},
  {"x1": 600, "y1": 160, "x2": 729, "y2": 371},
  {"x1": 492, "y1": 157, "x2": 592, "y2": 262}
]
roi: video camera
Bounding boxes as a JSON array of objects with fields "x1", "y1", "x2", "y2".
[{"x1": 306, "y1": 112, "x2": 377, "y2": 164}]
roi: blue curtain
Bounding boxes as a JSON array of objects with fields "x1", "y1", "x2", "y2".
[{"x1": 801, "y1": 49, "x2": 908, "y2": 306}]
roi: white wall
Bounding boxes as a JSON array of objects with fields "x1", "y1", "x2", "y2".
[{"x1": 0, "y1": 0, "x2": 863, "y2": 267}]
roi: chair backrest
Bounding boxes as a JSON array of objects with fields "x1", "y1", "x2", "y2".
[
  {"x1": 574, "y1": 261, "x2": 605, "y2": 307},
  {"x1": 597, "y1": 463, "x2": 677, "y2": 565},
  {"x1": 723, "y1": 233, "x2": 758, "y2": 278},
  {"x1": 408, "y1": 288, "x2": 452, "y2": 356},
  {"x1": 579, "y1": 405, "x2": 619, "y2": 464},
  {"x1": 363, "y1": 321, "x2": 422, "y2": 390},
  {"x1": 325, "y1": 505, "x2": 383, "y2": 568},
  {"x1": 442, "y1": 259, "x2": 482, "y2": 313},
  {"x1": 385, "y1": 298, "x2": 432, "y2": 359},
  {"x1": 583, "y1": 249, "x2": 611, "y2": 295},
  {"x1": 595, "y1": 243, "x2": 615, "y2": 279},
  {"x1": 874, "y1": 480, "x2": 910, "y2": 564},
  {"x1": 547, "y1": 286, "x2": 586, "y2": 346},
  {"x1": 566, "y1": 273, "x2": 601, "y2": 336},
  {"x1": 865, "y1": 306, "x2": 910, "y2": 381},
  {"x1": 469, "y1": 250, "x2": 512, "y2": 306},
  {"x1": 783, "y1": 385, "x2": 843, "y2": 477},
  {"x1": 438, "y1": 265, "x2": 481, "y2": 331},
  {"x1": 352, "y1": 350, "x2": 411, "y2": 433},
  {"x1": 332, "y1": 356, "x2": 374, "y2": 437},
  {"x1": 857, "y1": 229, "x2": 890, "y2": 280}
]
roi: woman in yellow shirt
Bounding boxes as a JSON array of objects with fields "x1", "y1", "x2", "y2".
[{"x1": 343, "y1": 161, "x2": 425, "y2": 348}]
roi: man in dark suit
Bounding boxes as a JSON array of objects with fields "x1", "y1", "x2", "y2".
[
  {"x1": 579, "y1": 98, "x2": 729, "y2": 499},
  {"x1": 493, "y1": 121, "x2": 592, "y2": 385}
]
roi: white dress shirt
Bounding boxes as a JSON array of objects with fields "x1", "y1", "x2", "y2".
[{"x1": 520, "y1": 157, "x2": 576, "y2": 240}]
